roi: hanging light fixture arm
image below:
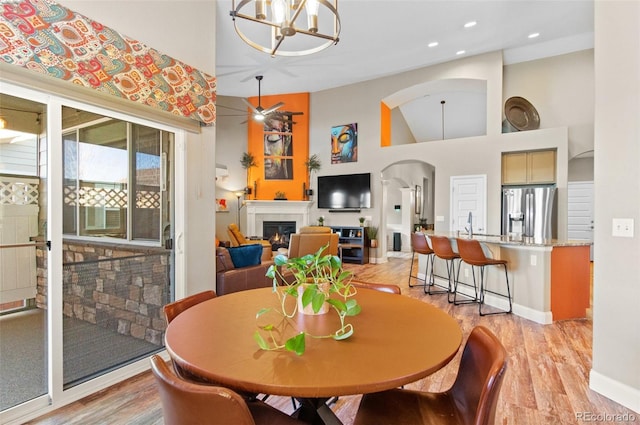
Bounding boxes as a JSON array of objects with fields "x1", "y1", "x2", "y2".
[{"x1": 230, "y1": 0, "x2": 341, "y2": 57}]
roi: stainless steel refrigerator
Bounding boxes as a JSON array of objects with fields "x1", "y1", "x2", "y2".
[{"x1": 501, "y1": 185, "x2": 557, "y2": 239}]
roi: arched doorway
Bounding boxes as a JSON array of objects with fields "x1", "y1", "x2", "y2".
[{"x1": 380, "y1": 160, "x2": 435, "y2": 260}]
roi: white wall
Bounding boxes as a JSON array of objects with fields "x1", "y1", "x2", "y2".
[
  {"x1": 309, "y1": 51, "x2": 569, "y2": 255},
  {"x1": 591, "y1": 1, "x2": 640, "y2": 412},
  {"x1": 214, "y1": 95, "x2": 249, "y2": 240},
  {"x1": 503, "y1": 49, "x2": 594, "y2": 159},
  {"x1": 60, "y1": 0, "x2": 218, "y2": 295}
]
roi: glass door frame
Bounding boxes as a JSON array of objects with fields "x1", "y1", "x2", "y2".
[{"x1": 0, "y1": 81, "x2": 186, "y2": 424}]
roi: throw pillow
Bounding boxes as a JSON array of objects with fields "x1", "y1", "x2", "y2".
[{"x1": 227, "y1": 244, "x2": 263, "y2": 268}]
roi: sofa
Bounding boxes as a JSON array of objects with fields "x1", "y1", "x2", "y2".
[{"x1": 215, "y1": 246, "x2": 274, "y2": 296}]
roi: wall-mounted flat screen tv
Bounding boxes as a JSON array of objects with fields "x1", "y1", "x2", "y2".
[{"x1": 317, "y1": 173, "x2": 371, "y2": 210}]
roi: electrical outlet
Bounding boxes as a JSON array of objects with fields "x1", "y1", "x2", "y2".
[
  {"x1": 530, "y1": 254, "x2": 537, "y2": 266},
  {"x1": 612, "y1": 218, "x2": 634, "y2": 237},
  {"x1": 464, "y1": 268, "x2": 469, "y2": 277}
]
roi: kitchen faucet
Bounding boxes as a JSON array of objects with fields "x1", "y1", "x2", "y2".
[{"x1": 464, "y1": 211, "x2": 473, "y2": 237}]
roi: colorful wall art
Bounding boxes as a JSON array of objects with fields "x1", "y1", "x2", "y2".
[{"x1": 331, "y1": 123, "x2": 357, "y2": 164}]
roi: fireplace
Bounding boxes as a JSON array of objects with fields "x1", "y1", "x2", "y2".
[
  {"x1": 263, "y1": 221, "x2": 296, "y2": 250},
  {"x1": 244, "y1": 201, "x2": 312, "y2": 238}
]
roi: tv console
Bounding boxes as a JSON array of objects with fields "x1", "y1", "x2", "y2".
[{"x1": 330, "y1": 226, "x2": 369, "y2": 264}]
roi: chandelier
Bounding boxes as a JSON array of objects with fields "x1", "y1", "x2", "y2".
[{"x1": 230, "y1": 0, "x2": 341, "y2": 57}]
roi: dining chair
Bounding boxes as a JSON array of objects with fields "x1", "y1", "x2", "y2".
[
  {"x1": 163, "y1": 290, "x2": 217, "y2": 324},
  {"x1": 149, "y1": 355, "x2": 306, "y2": 425},
  {"x1": 163, "y1": 291, "x2": 220, "y2": 384},
  {"x1": 456, "y1": 238, "x2": 512, "y2": 316},
  {"x1": 408, "y1": 232, "x2": 434, "y2": 289},
  {"x1": 353, "y1": 326, "x2": 508, "y2": 425}
]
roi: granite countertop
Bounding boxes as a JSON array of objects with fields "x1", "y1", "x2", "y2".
[{"x1": 424, "y1": 231, "x2": 592, "y2": 248}]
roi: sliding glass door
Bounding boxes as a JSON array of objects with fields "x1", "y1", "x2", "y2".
[
  {"x1": 0, "y1": 93, "x2": 48, "y2": 410},
  {"x1": 1, "y1": 86, "x2": 178, "y2": 420},
  {"x1": 61, "y1": 106, "x2": 174, "y2": 387}
]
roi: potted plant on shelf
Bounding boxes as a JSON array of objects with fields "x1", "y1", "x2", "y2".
[
  {"x1": 317, "y1": 216, "x2": 325, "y2": 226},
  {"x1": 359, "y1": 217, "x2": 366, "y2": 226},
  {"x1": 274, "y1": 191, "x2": 287, "y2": 200},
  {"x1": 367, "y1": 226, "x2": 378, "y2": 248},
  {"x1": 258, "y1": 244, "x2": 361, "y2": 355},
  {"x1": 240, "y1": 152, "x2": 256, "y2": 197},
  {"x1": 304, "y1": 154, "x2": 321, "y2": 199}
]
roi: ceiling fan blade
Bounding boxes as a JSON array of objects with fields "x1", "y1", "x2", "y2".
[
  {"x1": 262, "y1": 102, "x2": 285, "y2": 115},
  {"x1": 216, "y1": 104, "x2": 250, "y2": 113},
  {"x1": 270, "y1": 110, "x2": 304, "y2": 117},
  {"x1": 242, "y1": 98, "x2": 260, "y2": 114}
]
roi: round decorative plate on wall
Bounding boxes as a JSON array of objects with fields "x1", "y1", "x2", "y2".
[{"x1": 504, "y1": 96, "x2": 540, "y2": 131}]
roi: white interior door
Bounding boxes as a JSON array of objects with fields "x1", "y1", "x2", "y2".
[
  {"x1": 568, "y1": 181, "x2": 594, "y2": 259},
  {"x1": 450, "y1": 175, "x2": 487, "y2": 233}
]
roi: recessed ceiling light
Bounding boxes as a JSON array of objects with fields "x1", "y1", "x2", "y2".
[
  {"x1": 456, "y1": 50, "x2": 466, "y2": 55},
  {"x1": 528, "y1": 32, "x2": 540, "y2": 39},
  {"x1": 428, "y1": 41, "x2": 439, "y2": 48},
  {"x1": 464, "y1": 21, "x2": 477, "y2": 28}
]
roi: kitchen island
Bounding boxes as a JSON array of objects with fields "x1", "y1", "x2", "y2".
[{"x1": 420, "y1": 232, "x2": 591, "y2": 324}]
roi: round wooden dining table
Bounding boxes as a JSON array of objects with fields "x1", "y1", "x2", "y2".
[{"x1": 164, "y1": 287, "x2": 462, "y2": 424}]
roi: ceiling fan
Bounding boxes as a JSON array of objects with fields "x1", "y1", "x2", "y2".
[{"x1": 243, "y1": 75, "x2": 284, "y2": 122}]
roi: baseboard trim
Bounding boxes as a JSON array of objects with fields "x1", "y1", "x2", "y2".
[{"x1": 589, "y1": 369, "x2": 640, "y2": 414}]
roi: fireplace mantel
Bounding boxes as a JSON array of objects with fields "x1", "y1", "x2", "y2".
[{"x1": 245, "y1": 200, "x2": 313, "y2": 237}]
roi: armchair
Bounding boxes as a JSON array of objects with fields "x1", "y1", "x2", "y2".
[
  {"x1": 227, "y1": 223, "x2": 272, "y2": 262},
  {"x1": 287, "y1": 226, "x2": 339, "y2": 258}
]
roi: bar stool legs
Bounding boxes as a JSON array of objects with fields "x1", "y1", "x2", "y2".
[
  {"x1": 472, "y1": 263, "x2": 513, "y2": 316},
  {"x1": 428, "y1": 235, "x2": 465, "y2": 302},
  {"x1": 408, "y1": 249, "x2": 432, "y2": 288},
  {"x1": 409, "y1": 233, "x2": 434, "y2": 289},
  {"x1": 456, "y1": 238, "x2": 512, "y2": 316},
  {"x1": 452, "y1": 265, "x2": 479, "y2": 306},
  {"x1": 432, "y1": 256, "x2": 460, "y2": 301}
]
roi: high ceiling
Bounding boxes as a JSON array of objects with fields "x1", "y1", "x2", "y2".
[{"x1": 215, "y1": 0, "x2": 594, "y2": 98}]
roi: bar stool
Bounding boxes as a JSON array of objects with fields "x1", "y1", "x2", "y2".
[
  {"x1": 428, "y1": 235, "x2": 463, "y2": 302},
  {"x1": 408, "y1": 232, "x2": 434, "y2": 289},
  {"x1": 456, "y1": 238, "x2": 512, "y2": 316}
]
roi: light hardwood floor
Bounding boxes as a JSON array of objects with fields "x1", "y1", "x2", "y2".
[{"x1": 27, "y1": 257, "x2": 638, "y2": 425}]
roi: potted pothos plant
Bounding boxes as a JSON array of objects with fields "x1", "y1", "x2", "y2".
[{"x1": 256, "y1": 244, "x2": 361, "y2": 355}]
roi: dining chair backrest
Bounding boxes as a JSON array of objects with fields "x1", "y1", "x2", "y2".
[
  {"x1": 456, "y1": 238, "x2": 489, "y2": 267},
  {"x1": 287, "y1": 232, "x2": 339, "y2": 258},
  {"x1": 163, "y1": 290, "x2": 217, "y2": 325},
  {"x1": 429, "y1": 235, "x2": 458, "y2": 260},
  {"x1": 149, "y1": 355, "x2": 257, "y2": 425},
  {"x1": 351, "y1": 280, "x2": 401, "y2": 295},
  {"x1": 450, "y1": 326, "x2": 508, "y2": 425},
  {"x1": 411, "y1": 232, "x2": 433, "y2": 255}
]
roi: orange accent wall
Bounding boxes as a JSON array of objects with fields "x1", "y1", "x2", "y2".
[
  {"x1": 247, "y1": 92, "x2": 310, "y2": 201},
  {"x1": 380, "y1": 102, "x2": 391, "y2": 147}
]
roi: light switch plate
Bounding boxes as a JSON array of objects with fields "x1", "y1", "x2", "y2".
[
  {"x1": 612, "y1": 218, "x2": 634, "y2": 237},
  {"x1": 436, "y1": 216, "x2": 445, "y2": 222}
]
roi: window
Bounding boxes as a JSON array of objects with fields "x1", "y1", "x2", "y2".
[{"x1": 62, "y1": 108, "x2": 173, "y2": 244}]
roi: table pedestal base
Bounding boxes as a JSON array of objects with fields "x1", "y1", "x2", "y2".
[{"x1": 294, "y1": 398, "x2": 342, "y2": 425}]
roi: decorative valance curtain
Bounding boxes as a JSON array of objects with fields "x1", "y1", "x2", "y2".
[{"x1": 0, "y1": 0, "x2": 217, "y2": 126}]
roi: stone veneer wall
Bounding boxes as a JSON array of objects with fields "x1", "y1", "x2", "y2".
[{"x1": 36, "y1": 239, "x2": 171, "y2": 346}]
